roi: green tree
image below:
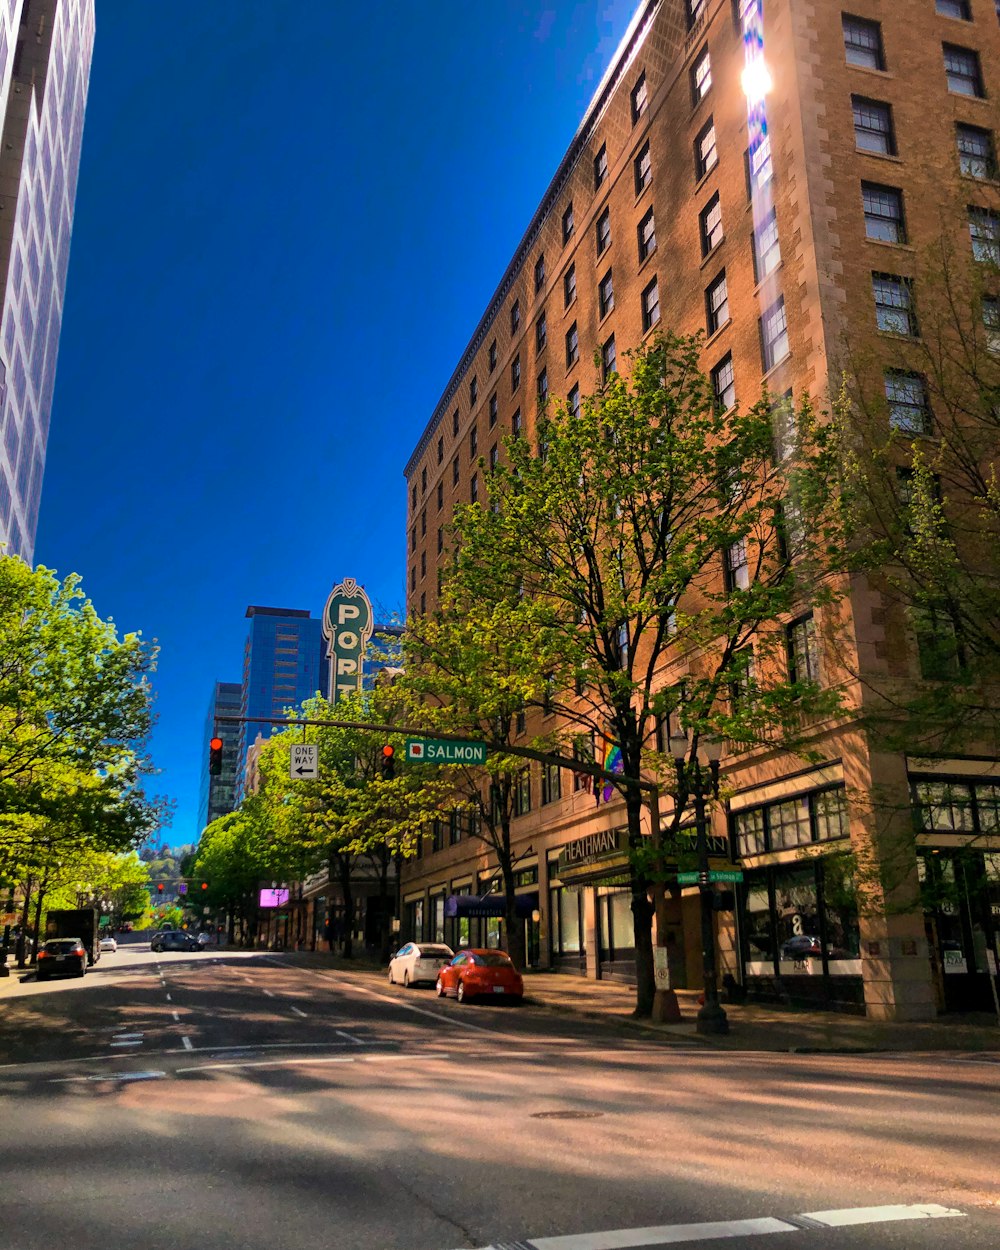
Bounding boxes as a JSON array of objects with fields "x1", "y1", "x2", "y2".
[{"x1": 445, "y1": 333, "x2": 848, "y2": 1015}]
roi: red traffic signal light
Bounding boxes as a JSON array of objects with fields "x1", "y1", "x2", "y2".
[
  {"x1": 380, "y1": 744, "x2": 395, "y2": 781},
  {"x1": 209, "y1": 736, "x2": 224, "y2": 776},
  {"x1": 201, "y1": 881, "x2": 208, "y2": 891},
  {"x1": 156, "y1": 883, "x2": 164, "y2": 893}
]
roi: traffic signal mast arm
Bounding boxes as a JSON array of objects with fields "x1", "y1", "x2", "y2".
[{"x1": 211, "y1": 714, "x2": 651, "y2": 795}]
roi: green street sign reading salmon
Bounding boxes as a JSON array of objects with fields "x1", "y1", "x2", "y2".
[{"x1": 406, "y1": 738, "x2": 487, "y2": 765}]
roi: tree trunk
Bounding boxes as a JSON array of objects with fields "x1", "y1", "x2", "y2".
[
  {"x1": 626, "y1": 788, "x2": 655, "y2": 1018},
  {"x1": 376, "y1": 853, "x2": 393, "y2": 963},
  {"x1": 30, "y1": 880, "x2": 48, "y2": 966},
  {"x1": 337, "y1": 855, "x2": 354, "y2": 960},
  {"x1": 499, "y1": 828, "x2": 526, "y2": 971},
  {"x1": 17, "y1": 875, "x2": 33, "y2": 968}
]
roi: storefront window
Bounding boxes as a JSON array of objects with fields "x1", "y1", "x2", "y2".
[
  {"x1": 975, "y1": 785, "x2": 1000, "y2": 833},
  {"x1": 769, "y1": 797, "x2": 812, "y2": 850},
  {"x1": 915, "y1": 781, "x2": 975, "y2": 832},
  {"x1": 744, "y1": 879, "x2": 775, "y2": 967},
  {"x1": 554, "y1": 887, "x2": 582, "y2": 953},
  {"x1": 457, "y1": 916, "x2": 470, "y2": 947},
  {"x1": 433, "y1": 895, "x2": 445, "y2": 943},
  {"x1": 815, "y1": 789, "x2": 850, "y2": 841},
  {"x1": 486, "y1": 916, "x2": 502, "y2": 948},
  {"x1": 821, "y1": 854, "x2": 860, "y2": 966},
  {"x1": 774, "y1": 865, "x2": 822, "y2": 970},
  {"x1": 735, "y1": 808, "x2": 765, "y2": 858}
]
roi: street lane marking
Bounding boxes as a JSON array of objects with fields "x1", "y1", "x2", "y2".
[
  {"x1": 289, "y1": 1005, "x2": 307, "y2": 1017},
  {"x1": 181, "y1": 1036, "x2": 193, "y2": 1050},
  {"x1": 171, "y1": 1011, "x2": 180, "y2": 1022},
  {"x1": 176, "y1": 1052, "x2": 451, "y2": 1075},
  {"x1": 336, "y1": 1030, "x2": 362, "y2": 1044},
  {"x1": 456, "y1": 1204, "x2": 967, "y2": 1250},
  {"x1": 262, "y1": 989, "x2": 275, "y2": 998},
  {"x1": 109, "y1": 1041, "x2": 142, "y2": 1048},
  {"x1": 164, "y1": 993, "x2": 172, "y2": 1002},
  {"x1": 111, "y1": 1033, "x2": 144, "y2": 1040}
]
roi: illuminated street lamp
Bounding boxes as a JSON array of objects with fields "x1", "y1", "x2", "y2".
[{"x1": 668, "y1": 734, "x2": 728, "y2": 1036}]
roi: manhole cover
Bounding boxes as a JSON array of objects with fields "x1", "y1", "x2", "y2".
[{"x1": 530, "y1": 1110, "x2": 604, "y2": 1120}]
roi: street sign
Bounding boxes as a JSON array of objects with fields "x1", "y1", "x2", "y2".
[
  {"x1": 290, "y1": 743, "x2": 319, "y2": 779},
  {"x1": 405, "y1": 738, "x2": 487, "y2": 765},
  {"x1": 676, "y1": 869, "x2": 744, "y2": 885}
]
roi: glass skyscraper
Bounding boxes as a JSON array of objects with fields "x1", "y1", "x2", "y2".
[
  {"x1": 237, "y1": 606, "x2": 328, "y2": 798},
  {"x1": 0, "y1": 0, "x2": 94, "y2": 562},
  {"x1": 197, "y1": 680, "x2": 242, "y2": 836}
]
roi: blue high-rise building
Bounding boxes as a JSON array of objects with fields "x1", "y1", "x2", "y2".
[
  {"x1": 237, "y1": 605, "x2": 327, "y2": 797},
  {"x1": 197, "y1": 680, "x2": 241, "y2": 836}
]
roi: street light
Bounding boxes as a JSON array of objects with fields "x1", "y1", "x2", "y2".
[{"x1": 668, "y1": 733, "x2": 728, "y2": 1036}]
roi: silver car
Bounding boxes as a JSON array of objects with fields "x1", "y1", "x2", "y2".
[{"x1": 388, "y1": 942, "x2": 454, "y2": 987}]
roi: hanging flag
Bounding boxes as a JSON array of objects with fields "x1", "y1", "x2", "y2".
[{"x1": 599, "y1": 738, "x2": 624, "y2": 804}]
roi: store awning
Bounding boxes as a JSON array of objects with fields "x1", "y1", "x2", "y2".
[{"x1": 445, "y1": 893, "x2": 538, "y2": 919}]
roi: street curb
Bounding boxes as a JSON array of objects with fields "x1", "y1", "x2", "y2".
[{"x1": 521, "y1": 993, "x2": 709, "y2": 1044}]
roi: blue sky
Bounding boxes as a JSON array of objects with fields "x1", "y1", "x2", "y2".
[{"x1": 35, "y1": 1, "x2": 637, "y2": 848}]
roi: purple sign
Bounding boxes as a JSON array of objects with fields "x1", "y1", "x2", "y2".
[{"x1": 259, "y1": 888, "x2": 289, "y2": 908}]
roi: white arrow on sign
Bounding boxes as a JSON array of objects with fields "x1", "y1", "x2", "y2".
[{"x1": 289, "y1": 743, "x2": 318, "y2": 780}]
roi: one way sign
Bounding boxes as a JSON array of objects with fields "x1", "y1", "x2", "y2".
[{"x1": 290, "y1": 743, "x2": 319, "y2": 780}]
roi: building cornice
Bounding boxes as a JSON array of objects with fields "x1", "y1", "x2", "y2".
[{"x1": 404, "y1": 0, "x2": 661, "y2": 480}]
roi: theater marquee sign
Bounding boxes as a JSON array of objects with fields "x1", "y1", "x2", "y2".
[{"x1": 323, "y1": 577, "x2": 373, "y2": 705}]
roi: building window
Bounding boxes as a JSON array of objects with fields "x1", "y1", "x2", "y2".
[
  {"x1": 634, "y1": 141, "x2": 651, "y2": 195},
  {"x1": 884, "y1": 370, "x2": 931, "y2": 433},
  {"x1": 594, "y1": 143, "x2": 608, "y2": 189},
  {"x1": 469, "y1": 425, "x2": 478, "y2": 459},
  {"x1": 983, "y1": 297, "x2": 1000, "y2": 353},
  {"x1": 489, "y1": 339, "x2": 497, "y2": 371},
  {"x1": 691, "y1": 45, "x2": 711, "y2": 103},
  {"x1": 568, "y1": 383, "x2": 581, "y2": 418},
  {"x1": 542, "y1": 761, "x2": 561, "y2": 805},
  {"x1": 761, "y1": 296, "x2": 790, "y2": 370},
  {"x1": 470, "y1": 472, "x2": 478, "y2": 504},
  {"x1": 787, "y1": 614, "x2": 821, "y2": 685},
  {"x1": 514, "y1": 769, "x2": 532, "y2": 817},
  {"x1": 700, "y1": 192, "x2": 723, "y2": 255},
  {"x1": 420, "y1": 466, "x2": 427, "y2": 494},
  {"x1": 470, "y1": 376, "x2": 478, "y2": 405},
  {"x1": 437, "y1": 482, "x2": 443, "y2": 510},
  {"x1": 631, "y1": 71, "x2": 647, "y2": 124},
  {"x1": 638, "y1": 207, "x2": 656, "y2": 261},
  {"x1": 695, "y1": 117, "x2": 718, "y2": 179},
  {"x1": 411, "y1": 484, "x2": 416, "y2": 510},
  {"x1": 420, "y1": 551, "x2": 426, "y2": 577},
  {"x1": 511, "y1": 300, "x2": 520, "y2": 334},
  {"x1": 706, "y1": 270, "x2": 729, "y2": 334},
  {"x1": 511, "y1": 354, "x2": 521, "y2": 390},
  {"x1": 686, "y1": 0, "x2": 707, "y2": 30},
  {"x1": 642, "y1": 277, "x2": 660, "y2": 332},
  {"x1": 564, "y1": 264, "x2": 576, "y2": 307},
  {"x1": 725, "y1": 538, "x2": 750, "y2": 591},
  {"x1": 936, "y1": 0, "x2": 971, "y2": 16},
  {"x1": 913, "y1": 606, "x2": 963, "y2": 680},
  {"x1": 957, "y1": 124, "x2": 997, "y2": 179},
  {"x1": 449, "y1": 810, "x2": 462, "y2": 846},
  {"x1": 943, "y1": 44, "x2": 984, "y2": 96},
  {"x1": 537, "y1": 368, "x2": 548, "y2": 407},
  {"x1": 489, "y1": 444, "x2": 498, "y2": 471},
  {"x1": 852, "y1": 96, "x2": 895, "y2": 155},
  {"x1": 410, "y1": 525, "x2": 416, "y2": 553},
  {"x1": 489, "y1": 392, "x2": 498, "y2": 427},
  {"x1": 563, "y1": 202, "x2": 574, "y2": 242},
  {"x1": 842, "y1": 14, "x2": 884, "y2": 70},
  {"x1": 566, "y1": 321, "x2": 579, "y2": 367},
  {"x1": 602, "y1": 335, "x2": 617, "y2": 381},
  {"x1": 598, "y1": 268, "x2": 614, "y2": 317},
  {"x1": 712, "y1": 353, "x2": 736, "y2": 410},
  {"x1": 453, "y1": 409, "x2": 460, "y2": 437},
  {"x1": 862, "y1": 182, "x2": 906, "y2": 242},
  {"x1": 410, "y1": 566, "x2": 416, "y2": 591},
  {"x1": 535, "y1": 254, "x2": 546, "y2": 292},
  {"x1": 752, "y1": 207, "x2": 781, "y2": 280},
  {"x1": 873, "y1": 272, "x2": 916, "y2": 335},
  {"x1": 969, "y1": 207, "x2": 1000, "y2": 262},
  {"x1": 452, "y1": 456, "x2": 460, "y2": 485},
  {"x1": 596, "y1": 207, "x2": 611, "y2": 256},
  {"x1": 535, "y1": 313, "x2": 547, "y2": 353},
  {"x1": 437, "y1": 526, "x2": 444, "y2": 554},
  {"x1": 420, "y1": 509, "x2": 427, "y2": 537},
  {"x1": 436, "y1": 437, "x2": 443, "y2": 466},
  {"x1": 512, "y1": 408, "x2": 522, "y2": 438}
]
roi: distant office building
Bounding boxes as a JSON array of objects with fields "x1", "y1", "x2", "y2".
[
  {"x1": 197, "y1": 681, "x2": 241, "y2": 835},
  {"x1": 364, "y1": 623, "x2": 404, "y2": 688},
  {"x1": 237, "y1": 606, "x2": 328, "y2": 797},
  {"x1": 0, "y1": 0, "x2": 95, "y2": 563}
]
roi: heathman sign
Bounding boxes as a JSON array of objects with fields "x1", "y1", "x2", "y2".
[
  {"x1": 556, "y1": 827, "x2": 628, "y2": 876},
  {"x1": 323, "y1": 577, "x2": 373, "y2": 704}
]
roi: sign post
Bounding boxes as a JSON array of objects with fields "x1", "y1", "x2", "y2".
[{"x1": 290, "y1": 743, "x2": 319, "y2": 780}]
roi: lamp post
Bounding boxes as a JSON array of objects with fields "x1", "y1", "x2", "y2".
[{"x1": 669, "y1": 734, "x2": 728, "y2": 1036}]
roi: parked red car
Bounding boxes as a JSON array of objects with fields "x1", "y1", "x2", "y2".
[{"x1": 436, "y1": 949, "x2": 524, "y2": 1003}]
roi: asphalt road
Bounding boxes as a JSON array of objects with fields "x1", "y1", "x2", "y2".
[{"x1": 0, "y1": 939, "x2": 997, "y2": 1250}]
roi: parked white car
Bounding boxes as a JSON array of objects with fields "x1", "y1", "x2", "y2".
[
  {"x1": 98, "y1": 935, "x2": 117, "y2": 953},
  {"x1": 388, "y1": 942, "x2": 454, "y2": 987}
]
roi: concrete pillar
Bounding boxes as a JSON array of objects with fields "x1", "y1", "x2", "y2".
[
  {"x1": 583, "y1": 888, "x2": 599, "y2": 979},
  {"x1": 537, "y1": 857, "x2": 552, "y2": 969}
]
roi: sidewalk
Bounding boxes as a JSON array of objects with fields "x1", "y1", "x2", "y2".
[{"x1": 281, "y1": 950, "x2": 1000, "y2": 1054}]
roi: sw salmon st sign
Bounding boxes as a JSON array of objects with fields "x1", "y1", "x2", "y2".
[{"x1": 405, "y1": 738, "x2": 487, "y2": 765}]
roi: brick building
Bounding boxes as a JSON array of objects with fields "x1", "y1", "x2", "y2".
[{"x1": 400, "y1": 0, "x2": 1000, "y2": 1019}]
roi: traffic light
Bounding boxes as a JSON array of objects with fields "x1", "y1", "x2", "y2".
[
  {"x1": 380, "y1": 744, "x2": 395, "y2": 781},
  {"x1": 156, "y1": 883, "x2": 164, "y2": 894},
  {"x1": 209, "y1": 737, "x2": 224, "y2": 776},
  {"x1": 201, "y1": 881, "x2": 208, "y2": 891}
]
